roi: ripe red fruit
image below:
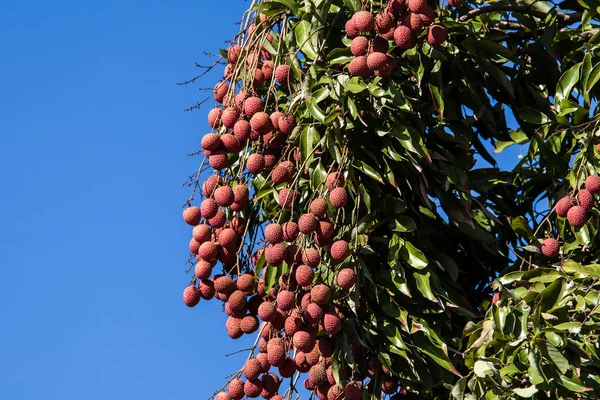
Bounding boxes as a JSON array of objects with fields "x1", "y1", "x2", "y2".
[
  {"x1": 282, "y1": 221, "x2": 299, "y2": 241},
  {"x1": 578, "y1": 189, "x2": 594, "y2": 211},
  {"x1": 330, "y1": 240, "x2": 350, "y2": 261},
  {"x1": 394, "y1": 25, "x2": 415, "y2": 49},
  {"x1": 389, "y1": 0, "x2": 407, "y2": 15},
  {"x1": 367, "y1": 52, "x2": 388, "y2": 71},
  {"x1": 325, "y1": 172, "x2": 344, "y2": 191},
  {"x1": 198, "y1": 279, "x2": 215, "y2": 299},
  {"x1": 227, "y1": 45, "x2": 241, "y2": 64},
  {"x1": 244, "y1": 379, "x2": 263, "y2": 398},
  {"x1": 183, "y1": 206, "x2": 201, "y2": 226},
  {"x1": 250, "y1": 112, "x2": 272, "y2": 133},
  {"x1": 183, "y1": 285, "x2": 200, "y2": 307},
  {"x1": 267, "y1": 338, "x2": 286, "y2": 366},
  {"x1": 541, "y1": 238, "x2": 560, "y2": 258},
  {"x1": 316, "y1": 220, "x2": 335, "y2": 240},
  {"x1": 311, "y1": 284, "x2": 332, "y2": 305},
  {"x1": 420, "y1": 6, "x2": 435, "y2": 26},
  {"x1": 233, "y1": 120, "x2": 251, "y2": 142},
  {"x1": 302, "y1": 248, "x2": 321, "y2": 267},
  {"x1": 214, "y1": 186, "x2": 235, "y2": 207},
  {"x1": 247, "y1": 153, "x2": 265, "y2": 174},
  {"x1": 262, "y1": 61, "x2": 274, "y2": 80},
  {"x1": 219, "y1": 229, "x2": 237, "y2": 249},
  {"x1": 265, "y1": 223, "x2": 284, "y2": 244},
  {"x1": 329, "y1": 187, "x2": 348, "y2": 209},
  {"x1": 216, "y1": 392, "x2": 231, "y2": 400},
  {"x1": 427, "y1": 24, "x2": 448, "y2": 46},
  {"x1": 323, "y1": 311, "x2": 342, "y2": 335},
  {"x1": 375, "y1": 12, "x2": 395, "y2": 34},
  {"x1": 265, "y1": 243, "x2": 287, "y2": 266},
  {"x1": 244, "y1": 358, "x2": 262, "y2": 380},
  {"x1": 284, "y1": 315, "x2": 303, "y2": 336},
  {"x1": 348, "y1": 56, "x2": 371, "y2": 77},
  {"x1": 221, "y1": 107, "x2": 240, "y2": 129},
  {"x1": 277, "y1": 290, "x2": 295, "y2": 311},
  {"x1": 278, "y1": 188, "x2": 297, "y2": 208},
  {"x1": 299, "y1": 213, "x2": 318, "y2": 234},
  {"x1": 258, "y1": 301, "x2": 277, "y2": 321},
  {"x1": 491, "y1": 292, "x2": 500, "y2": 305},
  {"x1": 215, "y1": 275, "x2": 236, "y2": 295},
  {"x1": 275, "y1": 65, "x2": 291, "y2": 85},
  {"x1": 200, "y1": 198, "x2": 218, "y2": 218},
  {"x1": 353, "y1": 11, "x2": 375, "y2": 32},
  {"x1": 586, "y1": 175, "x2": 600, "y2": 194},
  {"x1": 345, "y1": 18, "x2": 359, "y2": 38},
  {"x1": 194, "y1": 260, "x2": 213, "y2": 279},
  {"x1": 272, "y1": 161, "x2": 295, "y2": 185},
  {"x1": 209, "y1": 150, "x2": 229, "y2": 170},
  {"x1": 220, "y1": 134, "x2": 241, "y2": 153},
  {"x1": 304, "y1": 303, "x2": 323, "y2": 324},
  {"x1": 408, "y1": 0, "x2": 426, "y2": 13},
  {"x1": 263, "y1": 148, "x2": 280, "y2": 168},
  {"x1": 207, "y1": 107, "x2": 222, "y2": 128},
  {"x1": 567, "y1": 205, "x2": 588, "y2": 228},
  {"x1": 262, "y1": 373, "x2": 280, "y2": 395},
  {"x1": 309, "y1": 365, "x2": 328, "y2": 386},
  {"x1": 190, "y1": 237, "x2": 201, "y2": 254},
  {"x1": 293, "y1": 331, "x2": 315, "y2": 352},
  {"x1": 295, "y1": 264, "x2": 315, "y2": 287},
  {"x1": 228, "y1": 379, "x2": 245, "y2": 400},
  {"x1": 278, "y1": 358, "x2": 297, "y2": 378},
  {"x1": 345, "y1": 381, "x2": 363, "y2": 400},
  {"x1": 202, "y1": 133, "x2": 222, "y2": 151},
  {"x1": 337, "y1": 268, "x2": 357, "y2": 289},
  {"x1": 555, "y1": 196, "x2": 574, "y2": 217},
  {"x1": 350, "y1": 36, "x2": 369, "y2": 56},
  {"x1": 237, "y1": 275, "x2": 256, "y2": 294},
  {"x1": 252, "y1": 69, "x2": 266, "y2": 87},
  {"x1": 278, "y1": 114, "x2": 297, "y2": 135},
  {"x1": 309, "y1": 198, "x2": 328, "y2": 218},
  {"x1": 244, "y1": 97, "x2": 264, "y2": 117},
  {"x1": 208, "y1": 208, "x2": 227, "y2": 228},
  {"x1": 202, "y1": 175, "x2": 221, "y2": 197}
]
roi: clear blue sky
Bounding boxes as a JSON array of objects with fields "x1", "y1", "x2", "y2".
[
  {"x1": 0, "y1": 2, "x2": 524, "y2": 399},
  {"x1": 0, "y1": 1, "x2": 257, "y2": 399}
]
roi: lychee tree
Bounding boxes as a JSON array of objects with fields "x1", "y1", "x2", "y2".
[{"x1": 179, "y1": 0, "x2": 600, "y2": 398}]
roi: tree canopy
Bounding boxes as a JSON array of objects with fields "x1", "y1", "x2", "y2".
[{"x1": 179, "y1": 0, "x2": 600, "y2": 398}]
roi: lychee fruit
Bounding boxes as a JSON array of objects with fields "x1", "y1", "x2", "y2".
[
  {"x1": 233, "y1": 119, "x2": 251, "y2": 142},
  {"x1": 427, "y1": 24, "x2": 448, "y2": 46},
  {"x1": 262, "y1": 60, "x2": 274, "y2": 80},
  {"x1": 198, "y1": 279, "x2": 215, "y2": 300},
  {"x1": 189, "y1": 238, "x2": 201, "y2": 254},
  {"x1": 293, "y1": 331, "x2": 315, "y2": 352},
  {"x1": 278, "y1": 358, "x2": 296, "y2": 378},
  {"x1": 183, "y1": 285, "x2": 200, "y2": 307},
  {"x1": 375, "y1": 12, "x2": 395, "y2": 34},
  {"x1": 408, "y1": 0, "x2": 427, "y2": 13},
  {"x1": 194, "y1": 260, "x2": 213, "y2": 280},
  {"x1": 247, "y1": 153, "x2": 265, "y2": 174},
  {"x1": 329, "y1": 187, "x2": 348, "y2": 209},
  {"x1": 244, "y1": 380, "x2": 263, "y2": 398},
  {"x1": 348, "y1": 56, "x2": 371, "y2": 77},
  {"x1": 216, "y1": 392, "x2": 231, "y2": 400},
  {"x1": 214, "y1": 275, "x2": 236, "y2": 295},
  {"x1": 228, "y1": 291, "x2": 247, "y2": 312},
  {"x1": 278, "y1": 114, "x2": 296, "y2": 135},
  {"x1": 283, "y1": 221, "x2": 299, "y2": 241},
  {"x1": 586, "y1": 175, "x2": 600, "y2": 194},
  {"x1": 278, "y1": 188, "x2": 297, "y2": 208},
  {"x1": 267, "y1": 338, "x2": 286, "y2": 366},
  {"x1": 295, "y1": 264, "x2": 315, "y2": 287},
  {"x1": 371, "y1": 36, "x2": 389, "y2": 53},
  {"x1": 556, "y1": 196, "x2": 574, "y2": 217},
  {"x1": 258, "y1": 301, "x2": 277, "y2": 322},
  {"x1": 325, "y1": 172, "x2": 344, "y2": 191},
  {"x1": 309, "y1": 365, "x2": 328, "y2": 386},
  {"x1": 209, "y1": 208, "x2": 227, "y2": 229},
  {"x1": 345, "y1": 18, "x2": 358, "y2": 38},
  {"x1": 265, "y1": 223, "x2": 283, "y2": 244},
  {"x1": 261, "y1": 373, "x2": 280, "y2": 395},
  {"x1": 317, "y1": 338, "x2": 335, "y2": 357},
  {"x1": 345, "y1": 381, "x2": 362, "y2": 400},
  {"x1": 311, "y1": 284, "x2": 332, "y2": 305},
  {"x1": 302, "y1": 248, "x2": 321, "y2": 267},
  {"x1": 244, "y1": 97, "x2": 264, "y2": 117},
  {"x1": 272, "y1": 161, "x2": 295, "y2": 185},
  {"x1": 221, "y1": 107, "x2": 240, "y2": 129},
  {"x1": 220, "y1": 134, "x2": 241, "y2": 153},
  {"x1": 353, "y1": 11, "x2": 375, "y2": 32},
  {"x1": 202, "y1": 175, "x2": 221, "y2": 197},
  {"x1": 265, "y1": 243, "x2": 287, "y2": 266},
  {"x1": 202, "y1": 133, "x2": 222, "y2": 151},
  {"x1": 394, "y1": 25, "x2": 415, "y2": 49},
  {"x1": 337, "y1": 268, "x2": 357, "y2": 289},
  {"x1": 541, "y1": 238, "x2": 560, "y2": 258},
  {"x1": 228, "y1": 379, "x2": 245, "y2": 400},
  {"x1": 214, "y1": 186, "x2": 235, "y2": 207},
  {"x1": 284, "y1": 315, "x2": 303, "y2": 336},
  {"x1": 244, "y1": 358, "x2": 263, "y2": 380},
  {"x1": 209, "y1": 150, "x2": 229, "y2": 170},
  {"x1": 578, "y1": 189, "x2": 594, "y2": 211},
  {"x1": 227, "y1": 45, "x2": 241, "y2": 64},
  {"x1": 567, "y1": 205, "x2": 588, "y2": 228},
  {"x1": 316, "y1": 220, "x2": 334, "y2": 240},
  {"x1": 263, "y1": 148, "x2": 280, "y2": 168},
  {"x1": 323, "y1": 311, "x2": 342, "y2": 335},
  {"x1": 299, "y1": 213, "x2": 318, "y2": 234},
  {"x1": 183, "y1": 206, "x2": 202, "y2": 226},
  {"x1": 275, "y1": 65, "x2": 291, "y2": 85},
  {"x1": 367, "y1": 52, "x2": 388, "y2": 71},
  {"x1": 448, "y1": 0, "x2": 464, "y2": 6},
  {"x1": 237, "y1": 274, "x2": 256, "y2": 294},
  {"x1": 304, "y1": 303, "x2": 323, "y2": 324},
  {"x1": 350, "y1": 36, "x2": 369, "y2": 56},
  {"x1": 250, "y1": 112, "x2": 272, "y2": 133},
  {"x1": 208, "y1": 107, "x2": 222, "y2": 129},
  {"x1": 277, "y1": 290, "x2": 295, "y2": 311},
  {"x1": 226, "y1": 317, "x2": 243, "y2": 339},
  {"x1": 330, "y1": 240, "x2": 350, "y2": 261}
]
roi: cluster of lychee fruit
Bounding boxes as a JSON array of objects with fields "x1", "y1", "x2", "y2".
[
  {"x1": 345, "y1": 0, "x2": 450, "y2": 77},
  {"x1": 539, "y1": 175, "x2": 600, "y2": 258}
]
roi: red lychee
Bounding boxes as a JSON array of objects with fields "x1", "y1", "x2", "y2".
[
  {"x1": 208, "y1": 208, "x2": 226, "y2": 228},
  {"x1": 309, "y1": 198, "x2": 328, "y2": 218},
  {"x1": 284, "y1": 315, "x2": 303, "y2": 336},
  {"x1": 302, "y1": 248, "x2": 321, "y2": 267},
  {"x1": 228, "y1": 379, "x2": 244, "y2": 400},
  {"x1": 202, "y1": 133, "x2": 222, "y2": 151},
  {"x1": 316, "y1": 220, "x2": 334, "y2": 240},
  {"x1": 325, "y1": 172, "x2": 344, "y2": 191},
  {"x1": 183, "y1": 285, "x2": 200, "y2": 307},
  {"x1": 348, "y1": 56, "x2": 371, "y2": 77},
  {"x1": 293, "y1": 331, "x2": 315, "y2": 352},
  {"x1": 578, "y1": 189, "x2": 594, "y2": 211},
  {"x1": 394, "y1": 25, "x2": 415, "y2": 49},
  {"x1": 345, "y1": 18, "x2": 358, "y2": 38},
  {"x1": 323, "y1": 311, "x2": 342, "y2": 335},
  {"x1": 408, "y1": 0, "x2": 426, "y2": 13},
  {"x1": 278, "y1": 114, "x2": 297, "y2": 135},
  {"x1": 200, "y1": 198, "x2": 218, "y2": 219},
  {"x1": 198, "y1": 279, "x2": 215, "y2": 300},
  {"x1": 375, "y1": 12, "x2": 395, "y2": 34},
  {"x1": 367, "y1": 52, "x2": 388, "y2": 71},
  {"x1": 278, "y1": 188, "x2": 297, "y2": 208},
  {"x1": 218, "y1": 228, "x2": 237, "y2": 249},
  {"x1": 244, "y1": 97, "x2": 263, "y2": 117},
  {"x1": 329, "y1": 187, "x2": 348, "y2": 209},
  {"x1": 272, "y1": 161, "x2": 295, "y2": 185},
  {"x1": 330, "y1": 240, "x2": 350, "y2": 261},
  {"x1": 277, "y1": 290, "x2": 295, "y2": 311},
  {"x1": 345, "y1": 382, "x2": 362, "y2": 400},
  {"x1": 233, "y1": 119, "x2": 251, "y2": 142},
  {"x1": 541, "y1": 238, "x2": 560, "y2": 258},
  {"x1": 227, "y1": 45, "x2": 241, "y2": 64},
  {"x1": 275, "y1": 65, "x2": 291, "y2": 85},
  {"x1": 567, "y1": 205, "x2": 588, "y2": 228},
  {"x1": 256, "y1": 353, "x2": 270, "y2": 372},
  {"x1": 258, "y1": 301, "x2": 277, "y2": 322},
  {"x1": 263, "y1": 148, "x2": 280, "y2": 168},
  {"x1": 244, "y1": 380, "x2": 263, "y2": 398},
  {"x1": 311, "y1": 284, "x2": 331, "y2": 305},
  {"x1": 250, "y1": 112, "x2": 272, "y2": 133},
  {"x1": 244, "y1": 358, "x2": 263, "y2": 380},
  {"x1": 278, "y1": 358, "x2": 296, "y2": 378},
  {"x1": 267, "y1": 338, "x2": 286, "y2": 366},
  {"x1": 208, "y1": 107, "x2": 222, "y2": 129},
  {"x1": 221, "y1": 107, "x2": 240, "y2": 130},
  {"x1": 209, "y1": 150, "x2": 229, "y2": 170},
  {"x1": 586, "y1": 175, "x2": 600, "y2": 194},
  {"x1": 298, "y1": 213, "x2": 318, "y2": 235},
  {"x1": 194, "y1": 260, "x2": 213, "y2": 280},
  {"x1": 214, "y1": 186, "x2": 235, "y2": 207},
  {"x1": 237, "y1": 274, "x2": 256, "y2": 294},
  {"x1": 214, "y1": 275, "x2": 236, "y2": 295},
  {"x1": 247, "y1": 153, "x2": 265, "y2": 174},
  {"x1": 371, "y1": 36, "x2": 389, "y2": 53},
  {"x1": 202, "y1": 175, "x2": 221, "y2": 197},
  {"x1": 304, "y1": 303, "x2": 323, "y2": 324},
  {"x1": 189, "y1": 238, "x2": 201, "y2": 254},
  {"x1": 448, "y1": 0, "x2": 464, "y2": 6},
  {"x1": 337, "y1": 268, "x2": 357, "y2": 289},
  {"x1": 350, "y1": 36, "x2": 369, "y2": 56},
  {"x1": 556, "y1": 196, "x2": 574, "y2": 217},
  {"x1": 309, "y1": 365, "x2": 328, "y2": 386},
  {"x1": 353, "y1": 11, "x2": 375, "y2": 32},
  {"x1": 265, "y1": 243, "x2": 287, "y2": 266},
  {"x1": 282, "y1": 221, "x2": 299, "y2": 241},
  {"x1": 295, "y1": 264, "x2": 315, "y2": 287},
  {"x1": 427, "y1": 24, "x2": 448, "y2": 46},
  {"x1": 220, "y1": 134, "x2": 241, "y2": 153},
  {"x1": 183, "y1": 206, "x2": 201, "y2": 226}
]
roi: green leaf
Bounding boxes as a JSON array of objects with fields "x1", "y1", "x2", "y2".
[
  {"x1": 556, "y1": 62, "x2": 581, "y2": 103},
  {"x1": 352, "y1": 159, "x2": 383, "y2": 183},
  {"x1": 537, "y1": 278, "x2": 565, "y2": 312},
  {"x1": 307, "y1": 98, "x2": 327, "y2": 123},
  {"x1": 342, "y1": 0, "x2": 361, "y2": 12},
  {"x1": 413, "y1": 271, "x2": 436, "y2": 301},
  {"x1": 538, "y1": 340, "x2": 569, "y2": 374},
  {"x1": 511, "y1": 216, "x2": 534, "y2": 239},
  {"x1": 518, "y1": 106, "x2": 551, "y2": 125},
  {"x1": 562, "y1": 261, "x2": 600, "y2": 279},
  {"x1": 451, "y1": 376, "x2": 468, "y2": 400},
  {"x1": 400, "y1": 241, "x2": 428, "y2": 269},
  {"x1": 390, "y1": 216, "x2": 416, "y2": 233},
  {"x1": 473, "y1": 360, "x2": 496, "y2": 378},
  {"x1": 344, "y1": 77, "x2": 367, "y2": 94},
  {"x1": 513, "y1": 386, "x2": 538, "y2": 398},
  {"x1": 294, "y1": 20, "x2": 318, "y2": 60}
]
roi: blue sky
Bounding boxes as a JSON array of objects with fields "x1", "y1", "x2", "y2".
[
  {"x1": 0, "y1": 1, "x2": 257, "y2": 399},
  {"x1": 0, "y1": 2, "x2": 526, "y2": 399}
]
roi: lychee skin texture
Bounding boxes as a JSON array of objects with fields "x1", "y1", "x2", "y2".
[
  {"x1": 202, "y1": 175, "x2": 221, "y2": 197},
  {"x1": 586, "y1": 175, "x2": 600, "y2": 194},
  {"x1": 298, "y1": 213, "x2": 318, "y2": 235},
  {"x1": 345, "y1": 382, "x2": 363, "y2": 400},
  {"x1": 348, "y1": 56, "x2": 372, "y2": 77},
  {"x1": 541, "y1": 238, "x2": 560, "y2": 258},
  {"x1": 330, "y1": 240, "x2": 350, "y2": 261},
  {"x1": 183, "y1": 286, "x2": 200, "y2": 307},
  {"x1": 216, "y1": 392, "x2": 231, "y2": 400},
  {"x1": 309, "y1": 365, "x2": 328, "y2": 386},
  {"x1": 244, "y1": 380, "x2": 263, "y2": 398},
  {"x1": 228, "y1": 290, "x2": 247, "y2": 312},
  {"x1": 265, "y1": 223, "x2": 284, "y2": 244},
  {"x1": 278, "y1": 358, "x2": 297, "y2": 378},
  {"x1": 323, "y1": 311, "x2": 342, "y2": 335},
  {"x1": 375, "y1": 12, "x2": 395, "y2": 33},
  {"x1": 277, "y1": 290, "x2": 295, "y2": 311},
  {"x1": 278, "y1": 114, "x2": 297, "y2": 135},
  {"x1": 209, "y1": 150, "x2": 229, "y2": 170},
  {"x1": 283, "y1": 222, "x2": 300, "y2": 241},
  {"x1": 250, "y1": 112, "x2": 273, "y2": 133},
  {"x1": 329, "y1": 187, "x2": 348, "y2": 209},
  {"x1": 202, "y1": 133, "x2": 222, "y2": 151},
  {"x1": 325, "y1": 172, "x2": 344, "y2": 191},
  {"x1": 244, "y1": 97, "x2": 264, "y2": 117},
  {"x1": 345, "y1": 19, "x2": 359, "y2": 38},
  {"x1": 244, "y1": 358, "x2": 263, "y2": 380},
  {"x1": 183, "y1": 206, "x2": 202, "y2": 226},
  {"x1": 295, "y1": 264, "x2": 315, "y2": 287},
  {"x1": 427, "y1": 24, "x2": 448, "y2": 46},
  {"x1": 234, "y1": 120, "x2": 251, "y2": 142},
  {"x1": 220, "y1": 134, "x2": 241, "y2": 153},
  {"x1": 278, "y1": 188, "x2": 297, "y2": 208},
  {"x1": 353, "y1": 11, "x2": 375, "y2": 32},
  {"x1": 265, "y1": 243, "x2": 287, "y2": 266},
  {"x1": 247, "y1": 153, "x2": 265, "y2": 175},
  {"x1": 567, "y1": 205, "x2": 588, "y2": 228},
  {"x1": 199, "y1": 279, "x2": 215, "y2": 300},
  {"x1": 350, "y1": 36, "x2": 369, "y2": 56},
  {"x1": 293, "y1": 331, "x2": 315, "y2": 352},
  {"x1": 556, "y1": 196, "x2": 574, "y2": 217},
  {"x1": 394, "y1": 25, "x2": 415, "y2": 49},
  {"x1": 208, "y1": 209, "x2": 227, "y2": 229},
  {"x1": 304, "y1": 303, "x2": 323, "y2": 324},
  {"x1": 408, "y1": 0, "x2": 426, "y2": 13},
  {"x1": 311, "y1": 284, "x2": 332, "y2": 305},
  {"x1": 195, "y1": 260, "x2": 213, "y2": 280},
  {"x1": 214, "y1": 186, "x2": 235, "y2": 207},
  {"x1": 228, "y1": 379, "x2": 245, "y2": 400},
  {"x1": 578, "y1": 189, "x2": 595, "y2": 211},
  {"x1": 367, "y1": 52, "x2": 388, "y2": 71},
  {"x1": 267, "y1": 339, "x2": 286, "y2": 366},
  {"x1": 208, "y1": 108, "x2": 222, "y2": 128},
  {"x1": 309, "y1": 198, "x2": 328, "y2": 218},
  {"x1": 200, "y1": 198, "x2": 218, "y2": 219},
  {"x1": 221, "y1": 107, "x2": 240, "y2": 129},
  {"x1": 237, "y1": 274, "x2": 256, "y2": 293},
  {"x1": 228, "y1": 45, "x2": 241, "y2": 64},
  {"x1": 337, "y1": 268, "x2": 357, "y2": 289},
  {"x1": 198, "y1": 241, "x2": 219, "y2": 262},
  {"x1": 258, "y1": 301, "x2": 277, "y2": 322},
  {"x1": 302, "y1": 248, "x2": 321, "y2": 268},
  {"x1": 275, "y1": 65, "x2": 291, "y2": 85}
]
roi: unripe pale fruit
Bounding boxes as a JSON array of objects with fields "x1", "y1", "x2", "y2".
[
  {"x1": 427, "y1": 24, "x2": 448, "y2": 46},
  {"x1": 304, "y1": 303, "x2": 323, "y2": 324},
  {"x1": 330, "y1": 240, "x2": 350, "y2": 261},
  {"x1": 311, "y1": 284, "x2": 331, "y2": 305},
  {"x1": 353, "y1": 11, "x2": 375, "y2": 32},
  {"x1": 329, "y1": 187, "x2": 348, "y2": 208},
  {"x1": 350, "y1": 36, "x2": 369, "y2": 56},
  {"x1": 541, "y1": 238, "x2": 560, "y2": 258},
  {"x1": 275, "y1": 65, "x2": 291, "y2": 85},
  {"x1": 578, "y1": 189, "x2": 594, "y2": 211},
  {"x1": 556, "y1": 196, "x2": 574, "y2": 217},
  {"x1": 586, "y1": 175, "x2": 600, "y2": 194},
  {"x1": 183, "y1": 206, "x2": 202, "y2": 226},
  {"x1": 337, "y1": 268, "x2": 357, "y2": 289},
  {"x1": 265, "y1": 223, "x2": 284, "y2": 244},
  {"x1": 394, "y1": 26, "x2": 414, "y2": 49},
  {"x1": 247, "y1": 153, "x2": 265, "y2": 174},
  {"x1": 183, "y1": 285, "x2": 200, "y2": 307},
  {"x1": 567, "y1": 205, "x2": 588, "y2": 228}
]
